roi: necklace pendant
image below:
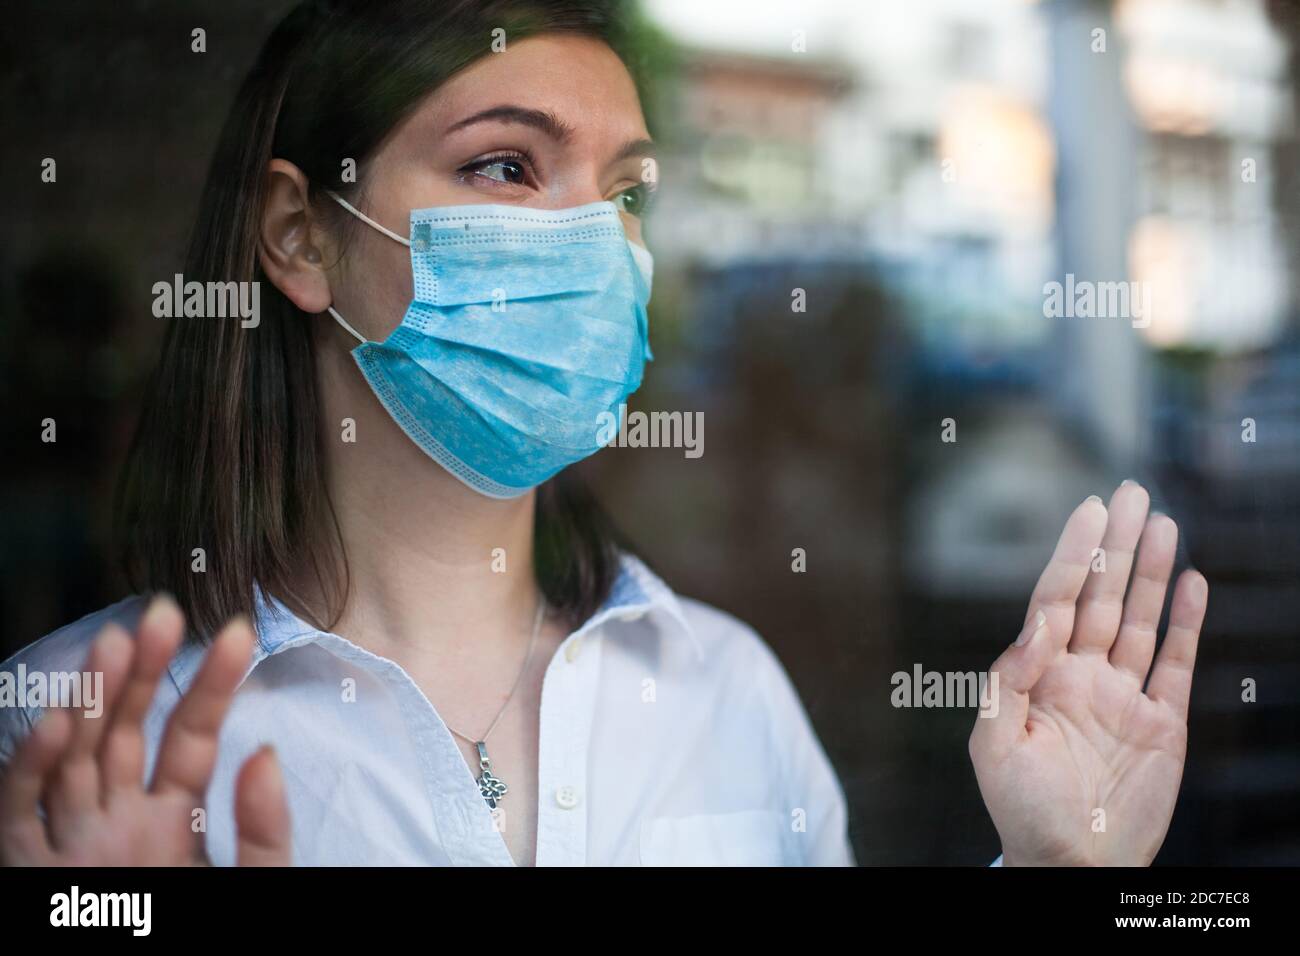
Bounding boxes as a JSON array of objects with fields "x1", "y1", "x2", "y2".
[{"x1": 475, "y1": 741, "x2": 508, "y2": 809}]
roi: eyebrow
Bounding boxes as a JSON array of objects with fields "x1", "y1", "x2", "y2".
[
  {"x1": 611, "y1": 137, "x2": 657, "y2": 163},
  {"x1": 445, "y1": 105, "x2": 576, "y2": 143},
  {"x1": 444, "y1": 104, "x2": 657, "y2": 164}
]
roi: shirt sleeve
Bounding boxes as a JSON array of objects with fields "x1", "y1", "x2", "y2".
[
  {"x1": 0, "y1": 700, "x2": 35, "y2": 774},
  {"x1": 752, "y1": 639, "x2": 856, "y2": 866}
]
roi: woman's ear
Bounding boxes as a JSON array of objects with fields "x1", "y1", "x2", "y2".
[{"x1": 258, "y1": 159, "x2": 333, "y2": 313}]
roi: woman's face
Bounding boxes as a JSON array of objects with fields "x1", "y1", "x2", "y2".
[{"x1": 319, "y1": 33, "x2": 655, "y2": 344}]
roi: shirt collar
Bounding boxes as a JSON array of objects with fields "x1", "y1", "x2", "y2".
[
  {"x1": 167, "y1": 552, "x2": 702, "y2": 694},
  {"x1": 581, "y1": 553, "x2": 704, "y2": 660}
]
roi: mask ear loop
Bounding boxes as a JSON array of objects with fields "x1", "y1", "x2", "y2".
[
  {"x1": 323, "y1": 190, "x2": 412, "y2": 344},
  {"x1": 326, "y1": 305, "x2": 368, "y2": 344},
  {"x1": 326, "y1": 190, "x2": 412, "y2": 247}
]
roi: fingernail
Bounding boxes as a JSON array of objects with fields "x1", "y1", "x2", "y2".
[
  {"x1": 93, "y1": 622, "x2": 130, "y2": 651},
  {"x1": 1121, "y1": 478, "x2": 1135, "y2": 487},
  {"x1": 141, "y1": 593, "x2": 181, "y2": 630},
  {"x1": 1014, "y1": 609, "x2": 1048, "y2": 647},
  {"x1": 144, "y1": 592, "x2": 177, "y2": 616},
  {"x1": 1085, "y1": 494, "x2": 1102, "y2": 504},
  {"x1": 220, "y1": 614, "x2": 254, "y2": 639}
]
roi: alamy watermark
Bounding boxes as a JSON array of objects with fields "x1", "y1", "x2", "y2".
[
  {"x1": 50, "y1": 886, "x2": 151, "y2": 936},
  {"x1": 0, "y1": 665, "x2": 104, "y2": 718},
  {"x1": 1043, "y1": 274, "x2": 1151, "y2": 328},
  {"x1": 596, "y1": 403, "x2": 704, "y2": 459},
  {"x1": 152, "y1": 274, "x2": 260, "y2": 328},
  {"x1": 891, "y1": 664, "x2": 999, "y2": 718}
]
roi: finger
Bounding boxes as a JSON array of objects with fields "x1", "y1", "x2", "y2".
[
  {"x1": 102, "y1": 595, "x2": 186, "y2": 794},
  {"x1": 1022, "y1": 495, "x2": 1109, "y2": 650},
  {"x1": 234, "y1": 745, "x2": 291, "y2": 866},
  {"x1": 971, "y1": 610, "x2": 1053, "y2": 758},
  {"x1": 43, "y1": 625, "x2": 132, "y2": 842},
  {"x1": 1109, "y1": 513, "x2": 1178, "y2": 682},
  {"x1": 1147, "y1": 570, "x2": 1208, "y2": 720},
  {"x1": 149, "y1": 616, "x2": 255, "y2": 802},
  {"x1": 0, "y1": 708, "x2": 73, "y2": 865},
  {"x1": 1069, "y1": 481, "x2": 1150, "y2": 655}
]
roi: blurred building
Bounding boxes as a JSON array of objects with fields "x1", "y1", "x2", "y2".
[
  {"x1": 1120, "y1": 0, "x2": 1291, "y2": 351},
  {"x1": 651, "y1": 0, "x2": 1057, "y2": 338},
  {"x1": 651, "y1": 48, "x2": 859, "y2": 265}
]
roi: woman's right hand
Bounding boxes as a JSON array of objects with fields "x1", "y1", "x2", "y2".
[{"x1": 0, "y1": 596, "x2": 291, "y2": 866}]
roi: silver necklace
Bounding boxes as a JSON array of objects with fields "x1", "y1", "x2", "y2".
[{"x1": 444, "y1": 595, "x2": 546, "y2": 809}]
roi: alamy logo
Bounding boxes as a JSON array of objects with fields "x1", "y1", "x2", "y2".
[
  {"x1": 0, "y1": 665, "x2": 103, "y2": 717},
  {"x1": 1042, "y1": 273, "x2": 1151, "y2": 328},
  {"x1": 50, "y1": 886, "x2": 151, "y2": 936},
  {"x1": 891, "y1": 664, "x2": 999, "y2": 717},
  {"x1": 152, "y1": 274, "x2": 261, "y2": 328},
  {"x1": 595, "y1": 403, "x2": 704, "y2": 459}
]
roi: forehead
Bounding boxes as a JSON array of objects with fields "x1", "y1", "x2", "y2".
[{"x1": 420, "y1": 33, "x2": 648, "y2": 140}]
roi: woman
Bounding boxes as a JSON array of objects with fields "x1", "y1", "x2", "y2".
[{"x1": 0, "y1": 0, "x2": 1207, "y2": 866}]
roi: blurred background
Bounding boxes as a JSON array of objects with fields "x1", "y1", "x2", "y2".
[{"x1": 1, "y1": 0, "x2": 1297, "y2": 863}]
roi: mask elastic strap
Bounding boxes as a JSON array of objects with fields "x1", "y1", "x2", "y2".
[
  {"x1": 325, "y1": 190, "x2": 411, "y2": 246},
  {"x1": 326, "y1": 305, "x2": 367, "y2": 344},
  {"x1": 322, "y1": 190, "x2": 412, "y2": 345}
]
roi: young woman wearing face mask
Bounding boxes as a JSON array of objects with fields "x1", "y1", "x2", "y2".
[{"x1": 0, "y1": 0, "x2": 1207, "y2": 868}]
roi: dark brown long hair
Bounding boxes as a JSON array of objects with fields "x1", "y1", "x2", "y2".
[{"x1": 115, "y1": 0, "x2": 651, "y2": 640}]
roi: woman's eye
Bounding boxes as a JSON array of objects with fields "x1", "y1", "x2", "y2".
[
  {"x1": 478, "y1": 159, "x2": 526, "y2": 184},
  {"x1": 615, "y1": 184, "x2": 651, "y2": 217},
  {"x1": 461, "y1": 154, "x2": 530, "y2": 186}
]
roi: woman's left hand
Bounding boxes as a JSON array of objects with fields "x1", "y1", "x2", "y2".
[{"x1": 969, "y1": 480, "x2": 1208, "y2": 866}]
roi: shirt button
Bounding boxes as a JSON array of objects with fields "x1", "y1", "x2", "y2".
[
  {"x1": 564, "y1": 636, "x2": 584, "y2": 663},
  {"x1": 555, "y1": 785, "x2": 581, "y2": 810}
]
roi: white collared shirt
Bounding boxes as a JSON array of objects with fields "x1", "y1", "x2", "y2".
[{"x1": 0, "y1": 556, "x2": 854, "y2": 866}]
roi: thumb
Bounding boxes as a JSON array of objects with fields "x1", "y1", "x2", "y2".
[
  {"x1": 234, "y1": 744, "x2": 291, "y2": 866},
  {"x1": 973, "y1": 610, "x2": 1053, "y2": 757}
]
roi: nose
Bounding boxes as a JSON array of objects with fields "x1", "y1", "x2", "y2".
[
  {"x1": 531, "y1": 162, "x2": 647, "y2": 248},
  {"x1": 538, "y1": 174, "x2": 607, "y2": 211}
]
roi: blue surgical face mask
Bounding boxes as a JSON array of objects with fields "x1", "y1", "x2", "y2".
[{"x1": 325, "y1": 191, "x2": 653, "y2": 498}]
